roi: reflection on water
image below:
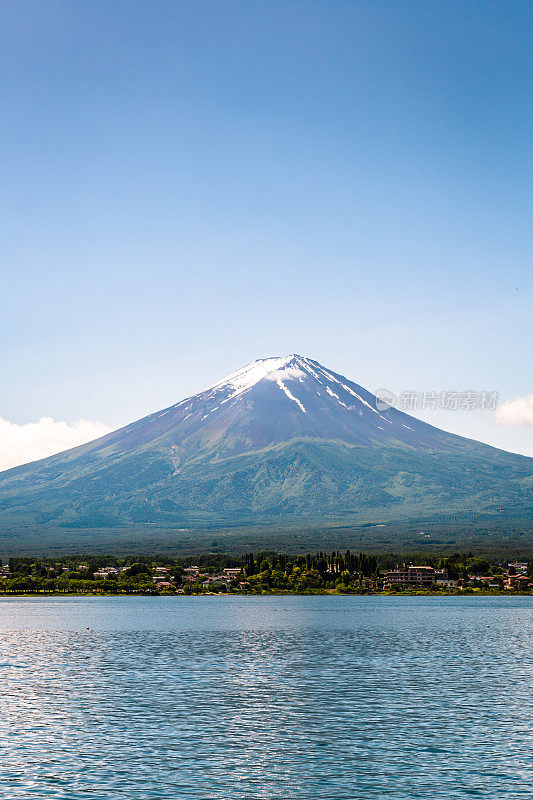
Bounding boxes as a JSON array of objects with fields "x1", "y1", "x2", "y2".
[{"x1": 0, "y1": 596, "x2": 531, "y2": 798}]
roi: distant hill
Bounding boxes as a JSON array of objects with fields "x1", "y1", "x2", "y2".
[{"x1": 0, "y1": 355, "x2": 531, "y2": 550}]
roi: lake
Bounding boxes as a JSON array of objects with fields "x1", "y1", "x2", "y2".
[{"x1": 0, "y1": 595, "x2": 531, "y2": 799}]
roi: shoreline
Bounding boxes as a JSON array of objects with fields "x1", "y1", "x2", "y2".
[{"x1": 1, "y1": 590, "x2": 531, "y2": 598}]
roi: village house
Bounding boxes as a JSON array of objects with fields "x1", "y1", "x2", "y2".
[
  {"x1": 507, "y1": 562, "x2": 528, "y2": 574},
  {"x1": 154, "y1": 567, "x2": 170, "y2": 576},
  {"x1": 183, "y1": 566, "x2": 200, "y2": 577},
  {"x1": 504, "y1": 574, "x2": 532, "y2": 590},
  {"x1": 153, "y1": 569, "x2": 175, "y2": 586},
  {"x1": 222, "y1": 568, "x2": 242, "y2": 579},
  {"x1": 434, "y1": 569, "x2": 452, "y2": 586},
  {"x1": 182, "y1": 566, "x2": 201, "y2": 582},
  {"x1": 202, "y1": 576, "x2": 228, "y2": 588},
  {"x1": 475, "y1": 576, "x2": 501, "y2": 589},
  {"x1": 92, "y1": 566, "x2": 119, "y2": 579},
  {"x1": 383, "y1": 565, "x2": 448, "y2": 589}
]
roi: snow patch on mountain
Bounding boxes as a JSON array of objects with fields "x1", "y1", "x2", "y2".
[
  {"x1": 326, "y1": 387, "x2": 350, "y2": 410},
  {"x1": 210, "y1": 356, "x2": 293, "y2": 403},
  {"x1": 276, "y1": 379, "x2": 306, "y2": 413},
  {"x1": 317, "y1": 365, "x2": 392, "y2": 424}
]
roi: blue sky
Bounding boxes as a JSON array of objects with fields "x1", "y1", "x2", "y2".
[{"x1": 1, "y1": 0, "x2": 532, "y2": 465}]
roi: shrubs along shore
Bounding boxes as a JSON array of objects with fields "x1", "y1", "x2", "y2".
[{"x1": 0, "y1": 551, "x2": 531, "y2": 595}]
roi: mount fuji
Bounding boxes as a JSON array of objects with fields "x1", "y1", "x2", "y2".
[{"x1": 0, "y1": 355, "x2": 531, "y2": 542}]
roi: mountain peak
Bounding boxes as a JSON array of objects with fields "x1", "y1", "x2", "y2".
[
  {"x1": 206, "y1": 354, "x2": 309, "y2": 404},
  {"x1": 201, "y1": 354, "x2": 380, "y2": 419}
]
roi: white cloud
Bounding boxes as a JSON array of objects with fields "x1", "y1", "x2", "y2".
[
  {"x1": 0, "y1": 417, "x2": 113, "y2": 472},
  {"x1": 494, "y1": 394, "x2": 533, "y2": 427},
  {"x1": 265, "y1": 366, "x2": 306, "y2": 381}
]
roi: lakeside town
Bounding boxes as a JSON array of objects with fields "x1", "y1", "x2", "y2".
[{"x1": 1, "y1": 551, "x2": 532, "y2": 595}]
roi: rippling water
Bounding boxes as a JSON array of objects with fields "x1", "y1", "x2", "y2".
[{"x1": 0, "y1": 596, "x2": 531, "y2": 799}]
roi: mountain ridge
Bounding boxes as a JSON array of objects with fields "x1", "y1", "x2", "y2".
[{"x1": 0, "y1": 355, "x2": 531, "y2": 539}]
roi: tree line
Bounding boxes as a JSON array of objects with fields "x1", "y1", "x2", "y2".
[{"x1": 0, "y1": 550, "x2": 530, "y2": 594}]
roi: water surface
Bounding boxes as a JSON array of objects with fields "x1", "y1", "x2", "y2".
[{"x1": 0, "y1": 596, "x2": 531, "y2": 799}]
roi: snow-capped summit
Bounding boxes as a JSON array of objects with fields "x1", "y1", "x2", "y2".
[
  {"x1": 203, "y1": 354, "x2": 384, "y2": 415},
  {"x1": 145, "y1": 353, "x2": 398, "y2": 440},
  {"x1": 0, "y1": 354, "x2": 531, "y2": 534},
  {"x1": 207, "y1": 355, "x2": 303, "y2": 401}
]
